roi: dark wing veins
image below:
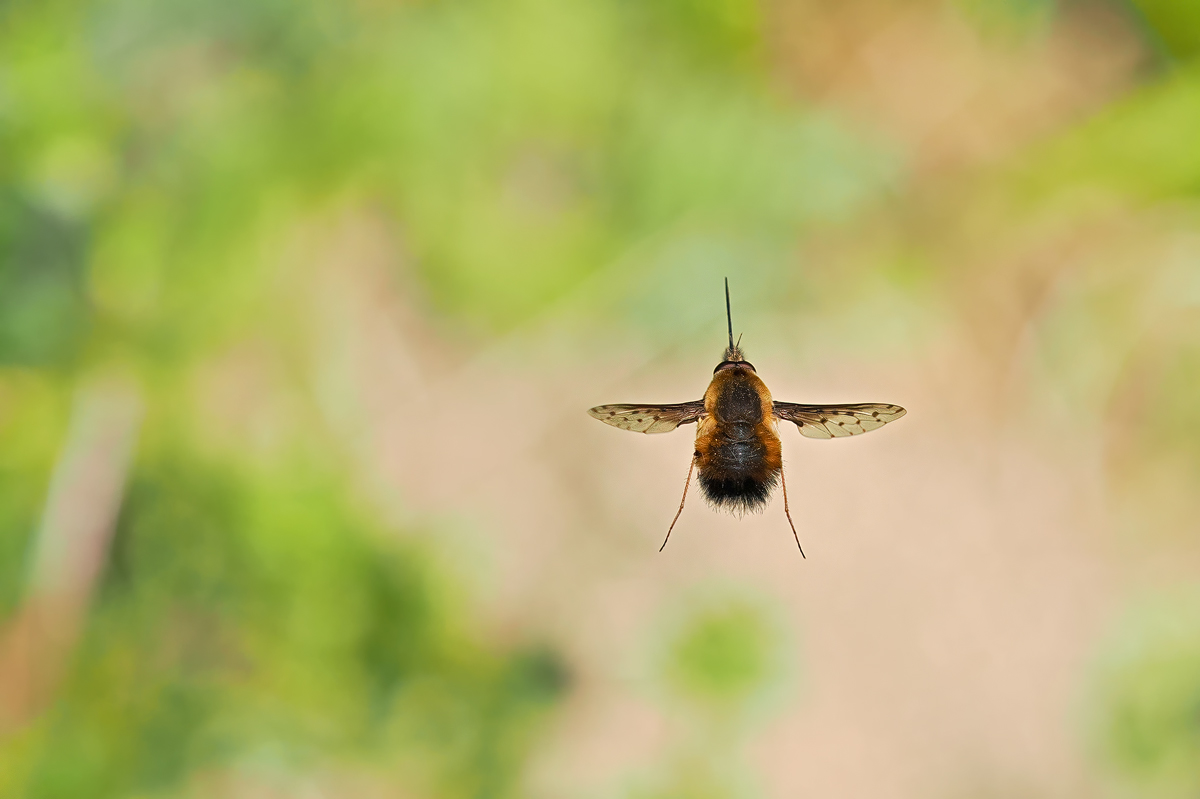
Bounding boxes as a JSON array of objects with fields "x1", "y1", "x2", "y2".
[
  {"x1": 773, "y1": 401, "x2": 906, "y2": 439},
  {"x1": 587, "y1": 400, "x2": 706, "y2": 434}
]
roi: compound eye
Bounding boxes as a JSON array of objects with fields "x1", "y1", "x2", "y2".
[{"x1": 713, "y1": 361, "x2": 755, "y2": 373}]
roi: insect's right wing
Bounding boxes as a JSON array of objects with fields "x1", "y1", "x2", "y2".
[
  {"x1": 587, "y1": 400, "x2": 706, "y2": 434},
  {"x1": 774, "y1": 401, "x2": 906, "y2": 439}
]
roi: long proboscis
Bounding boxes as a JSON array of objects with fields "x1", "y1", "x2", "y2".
[{"x1": 724, "y1": 277, "x2": 734, "y2": 352}]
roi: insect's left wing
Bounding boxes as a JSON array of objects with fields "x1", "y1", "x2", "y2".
[
  {"x1": 774, "y1": 401, "x2": 906, "y2": 439},
  {"x1": 587, "y1": 400, "x2": 706, "y2": 434}
]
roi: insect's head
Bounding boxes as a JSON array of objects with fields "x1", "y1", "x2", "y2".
[{"x1": 715, "y1": 278, "x2": 755, "y2": 373}]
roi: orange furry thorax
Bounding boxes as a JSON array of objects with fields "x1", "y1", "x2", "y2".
[{"x1": 693, "y1": 364, "x2": 782, "y2": 512}]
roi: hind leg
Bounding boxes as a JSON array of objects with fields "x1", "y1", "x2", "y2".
[
  {"x1": 660, "y1": 458, "x2": 696, "y2": 552},
  {"x1": 780, "y1": 465, "x2": 806, "y2": 558}
]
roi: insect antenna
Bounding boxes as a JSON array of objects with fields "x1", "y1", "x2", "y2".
[{"x1": 660, "y1": 458, "x2": 696, "y2": 551}]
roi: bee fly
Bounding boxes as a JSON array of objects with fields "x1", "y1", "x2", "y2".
[{"x1": 588, "y1": 279, "x2": 906, "y2": 556}]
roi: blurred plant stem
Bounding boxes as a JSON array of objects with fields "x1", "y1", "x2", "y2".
[{"x1": 0, "y1": 375, "x2": 141, "y2": 735}]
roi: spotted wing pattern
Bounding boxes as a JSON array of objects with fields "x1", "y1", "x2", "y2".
[
  {"x1": 587, "y1": 400, "x2": 706, "y2": 434},
  {"x1": 773, "y1": 401, "x2": 906, "y2": 439}
]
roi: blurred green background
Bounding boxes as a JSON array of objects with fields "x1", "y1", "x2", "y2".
[{"x1": 3, "y1": 0, "x2": 1200, "y2": 796}]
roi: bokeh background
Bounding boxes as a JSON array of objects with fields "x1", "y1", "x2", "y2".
[{"x1": 3, "y1": 0, "x2": 1200, "y2": 796}]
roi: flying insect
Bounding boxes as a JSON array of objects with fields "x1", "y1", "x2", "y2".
[{"x1": 588, "y1": 280, "x2": 906, "y2": 555}]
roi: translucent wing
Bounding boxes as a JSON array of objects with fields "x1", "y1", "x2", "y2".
[
  {"x1": 773, "y1": 401, "x2": 906, "y2": 439},
  {"x1": 587, "y1": 400, "x2": 706, "y2": 434}
]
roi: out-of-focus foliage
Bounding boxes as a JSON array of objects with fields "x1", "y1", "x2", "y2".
[
  {"x1": 1089, "y1": 591, "x2": 1200, "y2": 796},
  {"x1": 0, "y1": 429, "x2": 566, "y2": 799},
  {"x1": 1129, "y1": 0, "x2": 1200, "y2": 60},
  {"x1": 4, "y1": 0, "x2": 1200, "y2": 796},
  {"x1": 0, "y1": 193, "x2": 89, "y2": 366},
  {"x1": 0, "y1": 0, "x2": 892, "y2": 345},
  {"x1": 0, "y1": 375, "x2": 67, "y2": 617},
  {"x1": 1011, "y1": 65, "x2": 1200, "y2": 201},
  {"x1": 663, "y1": 597, "x2": 783, "y2": 711},
  {"x1": 0, "y1": 1, "x2": 884, "y2": 789},
  {"x1": 629, "y1": 594, "x2": 786, "y2": 799},
  {"x1": 954, "y1": 0, "x2": 1056, "y2": 40}
]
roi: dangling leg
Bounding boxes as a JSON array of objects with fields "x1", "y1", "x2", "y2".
[
  {"x1": 660, "y1": 458, "x2": 696, "y2": 552},
  {"x1": 780, "y1": 465, "x2": 806, "y2": 558}
]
